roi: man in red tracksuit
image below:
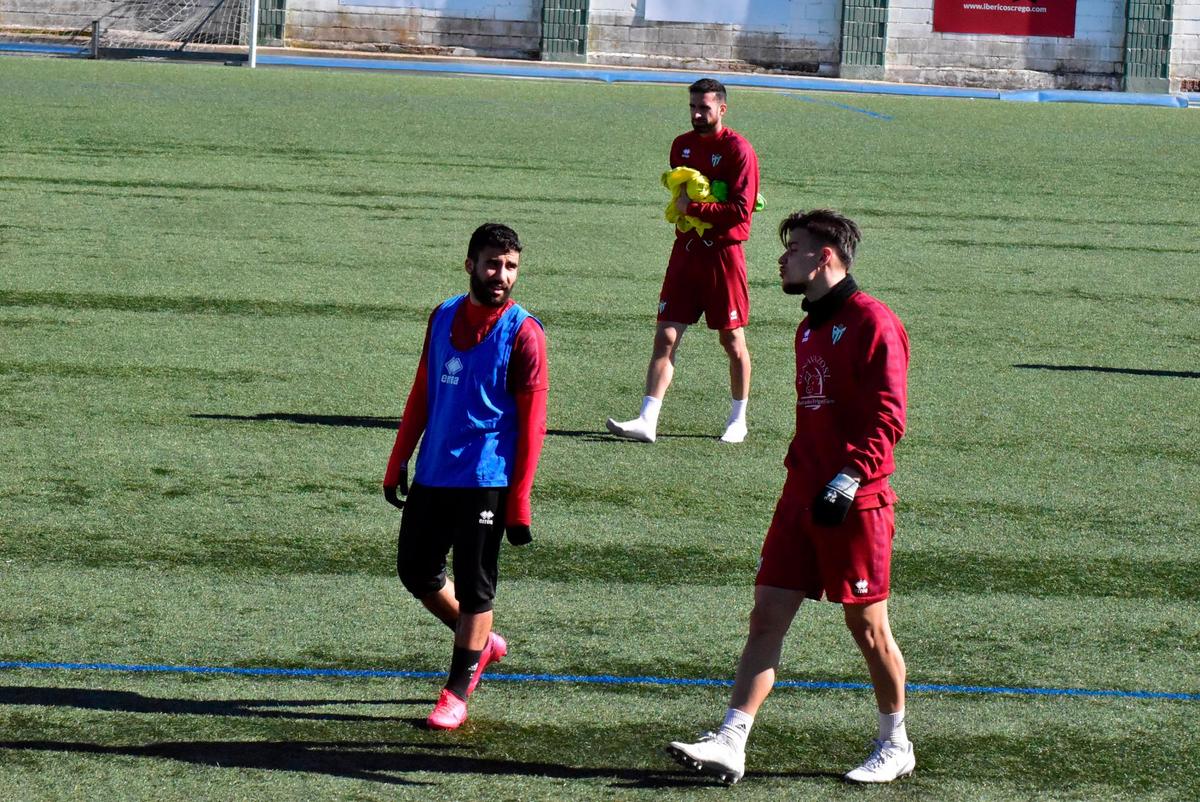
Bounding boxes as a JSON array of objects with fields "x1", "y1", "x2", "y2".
[
  {"x1": 667, "y1": 210, "x2": 915, "y2": 785},
  {"x1": 382, "y1": 223, "x2": 548, "y2": 731},
  {"x1": 607, "y1": 77, "x2": 760, "y2": 444}
]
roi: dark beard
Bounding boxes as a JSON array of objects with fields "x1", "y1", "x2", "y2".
[
  {"x1": 782, "y1": 282, "x2": 806, "y2": 296},
  {"x1": 692, "y1": 121, "x2": 716, "y2": 134},
  {"x1": 470, "y1": 271, "x2": 510, "y2": 307}
]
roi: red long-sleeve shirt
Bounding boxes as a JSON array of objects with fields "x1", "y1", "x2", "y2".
[
  {"x1": 383, "y1": 298, "x2": 548, "y2": 527},
  {"x1": 785, "y1": 288, "x2": 909, "y2": 505},
  {"x1": 670, "y1": 126, "x2": 759, "y2": 244}
]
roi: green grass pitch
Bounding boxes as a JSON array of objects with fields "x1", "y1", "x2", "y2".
[{"x1": 1, "y1": 55, "x2": 1198, "y2": 800}]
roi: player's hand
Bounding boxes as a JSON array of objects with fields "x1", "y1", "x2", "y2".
[
  {"x1": 384, "y1": 465, "x2": 409, "y2": 510},
  {"x1": 674, "y1": 191, "x2": 691, "y2": 215},
  {"x1": 505, "y1": 525, "x2": 532, "y2": 546},
  {"x1": 383, "y1": 485, "x2": 403, "y2": 509},
  {"x1": 812, "y1": 472, "x2": 859, "y2": 527}
]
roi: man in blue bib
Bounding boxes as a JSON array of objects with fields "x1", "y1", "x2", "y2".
[{"x1": 383, "y1": 223, "x2": 549, "y2": 730}]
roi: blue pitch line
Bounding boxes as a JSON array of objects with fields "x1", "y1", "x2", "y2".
[
  {"x1": 1001, "y1": 88, "x2": 1188, "y2": 108},
  {"x1": 1, "y1": 660, "x2": 1196, "y2": 702},
  {"x1": 0, "y1": 42, "x2": 89, "y2": 56},
  {"x1": 253, "y1": 53, "x2": 1000, "y2": 101},
  {"x1": 1, "y1": 43, "x2": 1188, "y2": 108},
  {"x1": 256, "y1": 56, "x2": 1188, "y2": 108},
  {"x1": 785, "y1": 93, "x2": 894, "y2": 120}
]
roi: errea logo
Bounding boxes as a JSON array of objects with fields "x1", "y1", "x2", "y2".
[
  {"x1": 479, "y1": 510, "x2": 494, "y2": 526},
  {"x1": 853, "y1": 579, "x2": 869, "y2": 596},
  {"x1": 441, "y1": 356, "x2": 463, "y2": 385}
]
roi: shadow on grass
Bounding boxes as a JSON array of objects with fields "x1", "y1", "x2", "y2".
[
  {"x1": 188, "y1": 413, "x2": 716, "y2": 441},
  {"x1": 191, "y1": 412, "x2": 399, "y2": 429},
  {"x1": 0, "y1": 686, "x2": 421, "y2": 722},
  {"x1": 1014, "y1": 363, "x2": 1200, "y2": 380},
  {"x1": 0, "y1": 738, "x2": 833, "y2": 788}
]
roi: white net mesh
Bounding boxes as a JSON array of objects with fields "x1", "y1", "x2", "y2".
[{"x1": 98, "y1": 0, "x2": 250, "y2": 52}]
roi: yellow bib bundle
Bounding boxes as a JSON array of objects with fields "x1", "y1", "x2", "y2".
[
  {"x1": 661, "y1": 167, "x2": 766, "y2": 236},
  {"x1": 662, "y1": 167, "x2": 719, "y2": 236}
]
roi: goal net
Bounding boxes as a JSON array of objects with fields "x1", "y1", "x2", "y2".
[
  {"x1": 94, "y1": 0, "x2": 255, "y2": 61},
  {"x1": 0, "y1": 0, "x2": 285, "y2": 62}
]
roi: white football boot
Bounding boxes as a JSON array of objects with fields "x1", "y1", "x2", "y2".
[
  {"x1": 719, "y1": 418, "x2": 747, "y2": 444},
  {"x1": 666, "y1": 730, "x2": 745, "y2": 785},
  {"x1": 844, "y1": 739, "x2": 915, "y2": 783},
  {"x1": 605, "y1": 416, "x2": 656, "y2": 443}
]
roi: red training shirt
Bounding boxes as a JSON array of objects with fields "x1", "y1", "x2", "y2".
[{"x1": 383, "y1": 298, "x2": 548, "y2": 527}]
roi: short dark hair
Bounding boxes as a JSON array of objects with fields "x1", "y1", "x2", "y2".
[
  {"x1": 467, "y1": 223, "x2": 522, "y2": 262},
  {"x1": 778, "y1": 209, "x2": 861, "y2": 268},
  {"x1": 689, "y1": 78, "x2": 726, "y2": 101}
]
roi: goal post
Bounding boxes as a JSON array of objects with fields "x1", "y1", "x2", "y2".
[{"x1": 247, "y1": 0, "x2": 258, "y2": 67}]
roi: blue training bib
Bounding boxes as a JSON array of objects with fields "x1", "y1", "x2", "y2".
[{"x1": 414, "y1": 295, "x2": 535, "y2": 488}]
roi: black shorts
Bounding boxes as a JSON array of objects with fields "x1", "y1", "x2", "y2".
[{"x1": 396, "y1": 483, "x2": 508, "y2": 614}]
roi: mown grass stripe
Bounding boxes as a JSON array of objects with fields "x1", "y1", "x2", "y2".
[
  {"x1": 0, "y1": 291, "x2": 665, "y2": 329},
  {"x1": 0, "y1": 289, "x2": 418, "y2": 319},
  {"x1": 0, "y1": 359, "x2": 275, "y2": 382},
  {"x1": 10, "y1": 537, "x2": 1195, "y2": 600},
  {"x1": 2, "y1": 661, "x2": 1195, "y2": 702}
]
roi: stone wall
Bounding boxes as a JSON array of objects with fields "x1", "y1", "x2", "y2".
[
  {"x1": 585, "y1": 0, "x2": 840, "y2": 75},
  {"x1": 0, "y1": 0, "x2": 98, "y2": 37},
  {"x1": 1173, "y1": 0, "x2": 1200, "y2": 90},
  {"x1": 886, "y1": 0, "x2": 1126, "y2": 90},
  {"x1": 283, "y1": 0, "x2": 539, "y2": 57},
  {"x1": 3, "y1": 0, "x2": 1199, "y2": 93}
]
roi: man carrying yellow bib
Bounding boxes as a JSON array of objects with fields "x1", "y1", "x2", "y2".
[{"x1": 606, "y1": 78, "x2": 761, "y2": 445}]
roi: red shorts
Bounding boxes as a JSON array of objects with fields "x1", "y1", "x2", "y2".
[
  {"x1": 658, "y1": 237, "x2": 749, "y2": 330},
  {"x1": 755, "y1": 488, "x2": 896, "y2": 604}
]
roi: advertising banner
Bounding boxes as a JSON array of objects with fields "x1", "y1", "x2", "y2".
[{"x1": 933, "y1": 0, "x2": 1076, "y2": 38}]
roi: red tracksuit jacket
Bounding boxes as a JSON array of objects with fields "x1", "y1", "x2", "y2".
[{"x1": 784, "y1": 286, "x2": 909, "y2": 507}]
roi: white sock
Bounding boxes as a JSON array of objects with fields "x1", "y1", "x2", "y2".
[
  {"x1": 878, "y1": 709, "x2": 908, "y2": 746},
  {"x1": 718, "y1": 708, "x2": 754, "y2": 751},
  {"x1": 727, "y1": 397, "x2": 747, "y2": 425},
  {"x1": 639, "y1": 395, "x2": 662, "y2": 426}
]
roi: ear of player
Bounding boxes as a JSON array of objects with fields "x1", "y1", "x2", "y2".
[{"x1": 812, "y1": 472, "x2": 859, "y2": 526}]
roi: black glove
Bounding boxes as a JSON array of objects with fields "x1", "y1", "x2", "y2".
[
  {"x1": 383, "y1": 465, "x2": 409, "y2": 510},
  {"x1": 812, "y1": 472, "x2": 859, "y2": 527},
  {"x1": 505, "y1": 525, "x2": 532, "y2": 546}
]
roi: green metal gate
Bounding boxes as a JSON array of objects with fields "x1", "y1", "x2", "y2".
[
  {"x1": 257, "y1": 0, "x2": 286, "y2": 46},
  {"x1": 541, "y1": 0, "x2": 588, "y2": 63},
  {"x1": 840, "y1": 0, "x2": 888, "y2": 80},
  {"x1": 1124, "y1": 1, "x2": 1172, "y2": 92}
]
